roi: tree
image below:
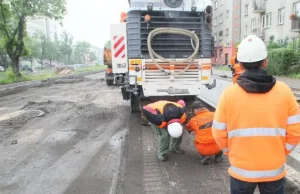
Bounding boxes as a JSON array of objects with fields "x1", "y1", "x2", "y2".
[
  {"x1": 89, "y1": 51, "x2": 97, "y2": 62},
  {"x1": 25, "y1": 33, "x2": 42, "y2": 65},
  {"x1": 0, "y1": 34, "x2": 9, "y2": 69},
  {"x1": 72, "y1": 41, "x2": 91, "y2": 64},
  {"x1": 0, "y1": 0, "x2": 66, "y2": 77},
  {"x1": 59, "y1": 31, "x2": 73, "y2": 65}
]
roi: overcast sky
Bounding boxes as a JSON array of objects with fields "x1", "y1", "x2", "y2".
[{"x1": 63, "y1": 0, "x2": 211, "y2": 48}]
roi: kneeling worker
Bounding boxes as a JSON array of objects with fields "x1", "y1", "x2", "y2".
[
  {"x1": 186, "y1": 101, "x2": 223, "y2": 164},
  {"x1": 142, "y1": 100, "x2": 187, "y2": 161}
]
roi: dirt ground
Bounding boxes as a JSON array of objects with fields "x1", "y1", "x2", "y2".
[
  {"x1": 0, "y1": 72, "x2": 299, "y2": 194},
  {"x1": 0, "y1": 73, "x2": 130, "y2": 194}
]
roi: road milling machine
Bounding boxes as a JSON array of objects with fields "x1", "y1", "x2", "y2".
[{"x1": 110, "y1": 0, "x2": 216, "y2": 122}]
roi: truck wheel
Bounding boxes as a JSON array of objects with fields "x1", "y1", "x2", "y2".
[
  {"x1": 130, "y1": 94, "x2": 140, "y2": 113},
  {"x1": 106, "y1": 79, "x2": 113, "y2": 86}
]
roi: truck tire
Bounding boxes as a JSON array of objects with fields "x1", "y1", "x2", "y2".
[
  {"x1": 106, "y1": 79, "x2": 113, "y2": 86},
  {"x1": 130, "y1": 94, "x2": 140, "y2": 113}
]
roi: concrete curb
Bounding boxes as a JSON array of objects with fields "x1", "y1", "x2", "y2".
[
  {"x1": 109, "y1": 112, "x2": 132, "y2": 194},
  {"x1": 0, "y1": 70, "x2": 105, "y2": 98}
]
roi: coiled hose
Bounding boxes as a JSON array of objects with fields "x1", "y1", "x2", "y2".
[{"x1": 147, "y1": 28, "x2": 200, "y2": 75}]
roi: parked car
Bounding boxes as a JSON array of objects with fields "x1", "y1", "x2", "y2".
[
  {"x1": 0, "y1": 66, "x2": 5, "y2": 72},
  {"x1": 21, "y1": 65, "x2": 33, "y2": 72}
]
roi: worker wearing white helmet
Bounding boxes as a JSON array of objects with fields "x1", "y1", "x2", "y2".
[
  {"x1": 142, "y1": 100, "x2": 187, "y2": 161},
  {"x1": 212, "y1": 35, "x2": 300, "y2": 193}
]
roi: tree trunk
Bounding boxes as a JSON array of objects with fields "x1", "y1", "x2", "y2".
[{"x1": 11, "y1": 57, "x2": 21, "y2": 77}]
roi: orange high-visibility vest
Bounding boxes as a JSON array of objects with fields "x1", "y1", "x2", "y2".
[
  {"x1": 143, "y1": 101, "x2": 187, "y2": 128},
  {"x1": 212, "y1": 81, "x2": 300, "y2": 183},
  {"x1": 186, "y1": 109, "x2": 221, "y2": 156},
  {"x1": 230, "y1": 55, "x2": 244, "y2": 84}
]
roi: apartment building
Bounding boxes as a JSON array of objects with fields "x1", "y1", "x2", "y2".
[
  {"x1": 26, "y1": 17, "x2": 62, "y2": 40},
  {"x1": 212, "y1": 0, "x2": 239, "y2": 65},
  {"x1": 241, "y1": 0, "x2": 300, "y2": 44}
]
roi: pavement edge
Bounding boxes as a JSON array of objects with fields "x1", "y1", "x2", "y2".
[{"x1": 109, "y1": 111, "x2": 132, "y2": 194}]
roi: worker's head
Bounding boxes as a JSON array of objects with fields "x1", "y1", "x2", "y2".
[
  {"x1": 237, "y1": 35, "x2": 268, "y2": 71},
  {"x1": 167, "y1": 122, "x2": 183, "y2": 138},
  {"x1": 191, "y1": 101, "x2": 205, "y2": 115}
]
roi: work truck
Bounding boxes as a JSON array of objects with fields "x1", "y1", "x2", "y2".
[{"x1": 110, "y1": 0, "x2": 216, "y2": 118}]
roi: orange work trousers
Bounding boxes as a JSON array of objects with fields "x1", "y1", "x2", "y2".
[{"x1": 195, "y1": 142, "x2": 221, "y2": 156}]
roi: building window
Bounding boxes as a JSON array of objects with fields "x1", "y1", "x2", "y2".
[
  {"x1": 278, "y1": 8, "x2": 285, "y2": 24},
  {"x1": 215, "y1": 1, "x2": 218, "y2": 10},
  {"x1": 220, "y1": 0, "x2": 223, "y2": 6},
  {"x1": 214, "y1": 33, "x2": 217, "y2": 42},
  {"x1": 262, "y1": 13, "x2": 271, "y2": 28},
  {"x1": 277, "y1": 39, "x2": 284, "y2": 45},
  {"x1": 251, "y1": 18, "x2": 256, "y2": 31},
  {"x1": 219, "y1": 30, "x2": 223, "y2": 40},
  {"x1": 245, "y1": 4, "x2": 249, "y2": 16},
  {"x1": 226, "y1": 10, "x2": 229, "y2": 18},
  {"x1": 226, "y1": 28, "x2": 229, "y2": 36},
  {"x1": 244, "y1": 25, "x2": 248, "y2": 37},
  {"x1": 294, "y1": 2, "x2": 300, "y2": 16},
  {"x1": 219, "y1": 14, "x2": 223, "y2": 24},
  {"x1": 213, "y1": 17, "x2": 217, "y2": 26}
]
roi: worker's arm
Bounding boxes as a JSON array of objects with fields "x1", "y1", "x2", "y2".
[
  {"x1": 142, "y1": 106, "x2": 165, "y2": 126},
  {"x1": 286, "y1": 88, "x2": 300, "y2": 155},
  {"x1": 212, "y1": 92, "x2": 229, "y2": 156},
  {"x1": 185, "y1": 119, "x2": 195, "y2": 133}
]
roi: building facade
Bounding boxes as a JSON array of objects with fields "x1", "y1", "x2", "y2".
[
  {"x1": 212, "y1": 0, "x2": 239, "y2": 66},
  {"x1": 212, "y1": 0, "x2": 300, "y2": 65},
  {"x1": 26, "y1": 16, "x2": 62, "y2": 40},
  {"x1": 241, "y1": 0, "x2": 300, "y2": 44}
]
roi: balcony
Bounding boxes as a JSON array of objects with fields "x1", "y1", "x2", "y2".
[
  {"x1": 252, "y1": 0, "x2": 266, "y2": 14},
  {"x1": 291, "y1": 17, "x2": 300, "y2": 32}
]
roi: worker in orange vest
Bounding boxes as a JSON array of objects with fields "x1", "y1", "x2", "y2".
[
  {"x1": 229, "y1": 44, "x2": 244, "y2": 84},
  {"x1": 185, "y1": 101, "x2": 223, "y2": 165},
  {"x1": 142, "y1": 100, "x2": 187, "y2": 161},
  {"x1": 212, "y1": 35, "x2": 300, "y2": 194}
]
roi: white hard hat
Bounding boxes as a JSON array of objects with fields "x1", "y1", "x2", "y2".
[
  {"x1": 167, "y1": 122, "x2": 183, "y2": 138},
  {"x1": 237, "y1": 35, "x2": 267, "y2": 63}
]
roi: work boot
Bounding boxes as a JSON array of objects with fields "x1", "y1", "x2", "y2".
[
  {"x1": 201, "y1": 156, "x2": 211, "y2": 165},
  {"x1": 170, "y1": 148, "x2": 185, "y2": 155},
  {"x1": 158, "y1": 154, "x2": 167, "y2": 161},
  {"x1": 215, "y1": 151, "x2": 224, "y2": 163}
]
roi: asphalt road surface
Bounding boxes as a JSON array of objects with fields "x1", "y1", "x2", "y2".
[{"x1": 0, "y1": 72, "x2": 299, "y2": 194}]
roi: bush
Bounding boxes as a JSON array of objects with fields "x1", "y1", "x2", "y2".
[{"x1": 266, "y1": 48, "x2": 300, "y2": 75}]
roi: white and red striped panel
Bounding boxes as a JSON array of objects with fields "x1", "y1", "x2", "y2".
[{"x1": 113, "y1": 36, "x2": 126, "y2": 59}]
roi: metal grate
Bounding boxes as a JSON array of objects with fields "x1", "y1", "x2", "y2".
[
  {"x1": 144, "y1": 62, "x2": 199, "y2": 82},
  {"x1": 140, "y1": 11, "x2": 203, "y2": 59}
]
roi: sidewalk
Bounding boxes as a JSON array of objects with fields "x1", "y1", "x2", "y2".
[
  {"x1": 213, "y1": 69, "x2": 300, "y2": 97},
  {"x1": 209, "y1": 68, "x2": 300, "y2": 174}
]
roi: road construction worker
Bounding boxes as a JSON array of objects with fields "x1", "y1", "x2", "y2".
[
  {"x1": 212, "y1": 35, "x2": 300, "y2": 194},
  {"x1": 229, "y1": 44, "x2": 244, "y2": 84},
  {"x1": 186, "y1": 101, "x2": 223, "y2": 165},
  {"x1": 142, "y1": 100, "x2": 187, "y2": 161}
]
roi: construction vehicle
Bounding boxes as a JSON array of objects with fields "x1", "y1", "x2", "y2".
[
  {"x1": 110, "y1": 0, "x2": 216, "y2": 117},
  {"x1": 103, "y1": 41, "x2": 114, "y2": 86},
  {"x1": 104, "y1": 12, "x2": 128, "y2": 86}
]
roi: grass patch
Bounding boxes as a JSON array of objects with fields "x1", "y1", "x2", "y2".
[
  {"x1": 288, "y1": 73, "x2": 300, "y2": 79},
  {"x1": 74, "y1": 65, "x2": 107, "y2": 73}
]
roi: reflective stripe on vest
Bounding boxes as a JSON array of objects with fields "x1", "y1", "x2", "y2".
[
  {"x1": 212, "y1": 121, "x2": 227, "y2": 130},
  {"x1": 286, "y1": 143, "x2": 296, "y2": 151},
  {"x1": 222, "y1": 148, "x2": 229, "y2": 153},
  {"x1": 288, "y1": 114, "x2": 300, "y2": 125},
  {"x1": 230, "y1": 165, "x2": 285, "y2": 179},
  {"x1": 228, "y1": 128, "x2": 286, "y2": 139}
]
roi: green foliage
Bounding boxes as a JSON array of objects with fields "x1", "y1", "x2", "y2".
[
  {"x1": 104, "y1": 40, "x2": 111, "y2": 49},
  {"x1": 72, "y1": 41, "x2": 91, "y2": 64},
  {"x1": 266, "y1": 36, "x2": 300, "y2": 76},
  {"x1": 74, "y1": 65, "x2": 107, "y2": 73},
  {"x1": 0, "y1": 0, "x2": 67, "y2": 76}
]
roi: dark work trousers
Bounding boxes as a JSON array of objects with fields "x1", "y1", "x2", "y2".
[{"x1": 230, "y1": 176, "x2": 285, "y2": 194}]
